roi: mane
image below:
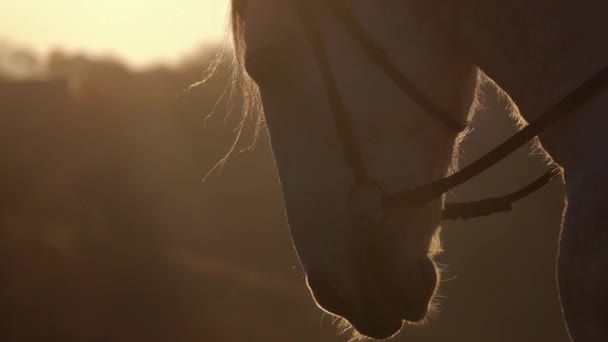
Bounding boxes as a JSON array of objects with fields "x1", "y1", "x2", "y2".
[
  {"x1": 201, "y1": 0, "x2": 263, "y2": 181},
  {"x1": 230, "y1": 0, "x2": 264, "y2": 136}
]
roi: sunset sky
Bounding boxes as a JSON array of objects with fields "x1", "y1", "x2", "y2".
[{"x1": 1, "y1": 0, "x2": 230, "y2": 68}]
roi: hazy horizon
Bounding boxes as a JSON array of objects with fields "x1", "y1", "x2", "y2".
[{"x1": 1, "y1": 0, "x2": 230, "y2": 68}]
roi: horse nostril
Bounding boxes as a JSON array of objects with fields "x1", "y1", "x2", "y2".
[
  {"x1": 364, "y1": 253, "x2": 437, "y2": 323},
  {"x1": 419, "y1": 256, "x2": 438, "y2": 301},
  {"x1": 305, "y1": 274, "x2": 350, "y2": 318},
  {"x1": 399, "y1": 257, "x2": 438, "y2": 322}
]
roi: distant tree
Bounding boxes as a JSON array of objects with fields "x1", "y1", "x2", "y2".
[
  {"x1": 47, "y1": 50, "x2": 129, "y2": 82},
  {"x1": 0, "y1": 40, "x2": 43, "y2": 80}
]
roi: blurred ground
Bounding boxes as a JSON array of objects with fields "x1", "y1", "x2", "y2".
[{"x1": 0, "y1": 44, "x2": 570, "y2": 341}]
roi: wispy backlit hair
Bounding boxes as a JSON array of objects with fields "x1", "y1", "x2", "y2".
[
  {"x1": 202, "y1": 0, "x2": 263, "y2": 180},
  {"x1": 230, "y1": 0, "x2": 264, "y2": 135}
]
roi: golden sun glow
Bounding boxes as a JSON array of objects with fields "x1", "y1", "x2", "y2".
[{"x1": 0, "y1": 0, "x2": 230, "y2": 68}]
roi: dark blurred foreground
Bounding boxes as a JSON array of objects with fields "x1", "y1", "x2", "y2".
[{"x1": 0, "y1": 44, "x2": 570, "y2": 341}]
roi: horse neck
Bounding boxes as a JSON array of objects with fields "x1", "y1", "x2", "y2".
[
  {"x1": 547, "y1": 84, "x2": 608, "y2": 342},
  {"x1": 446, "y1": 0, "x2": 608, "y2": 114},
  {"x1": 438, "y1": 3, "x2": 608, "y2": 339},
  {"x1": 440, "y1": 0, "x2": 608, "y2": 176}
]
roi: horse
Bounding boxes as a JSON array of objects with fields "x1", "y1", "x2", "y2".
[{"x1": 227, "y1": 0, "x2": 608, "y2": 340}]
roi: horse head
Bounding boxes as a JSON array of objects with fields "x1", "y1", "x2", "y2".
[{"x1": 232, "y1": 0, "x2": 479, "y2": 338}]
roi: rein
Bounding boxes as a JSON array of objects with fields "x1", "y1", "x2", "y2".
[{"x1": 294, "y1": 0, "x2": 608, "y2": 221}]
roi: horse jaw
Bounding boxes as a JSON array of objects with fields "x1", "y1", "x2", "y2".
[{"x1": 242, "y1": 1, "x2": 479, "y2": 339}]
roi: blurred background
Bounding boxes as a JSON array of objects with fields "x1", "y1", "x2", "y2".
[{"x1": 1, "y1": 1, "x2": 570, "y2": 341}]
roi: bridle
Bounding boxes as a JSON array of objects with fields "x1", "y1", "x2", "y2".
[{"x1": 292, "y1": 0, "x2": 608, "y2": 222}]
